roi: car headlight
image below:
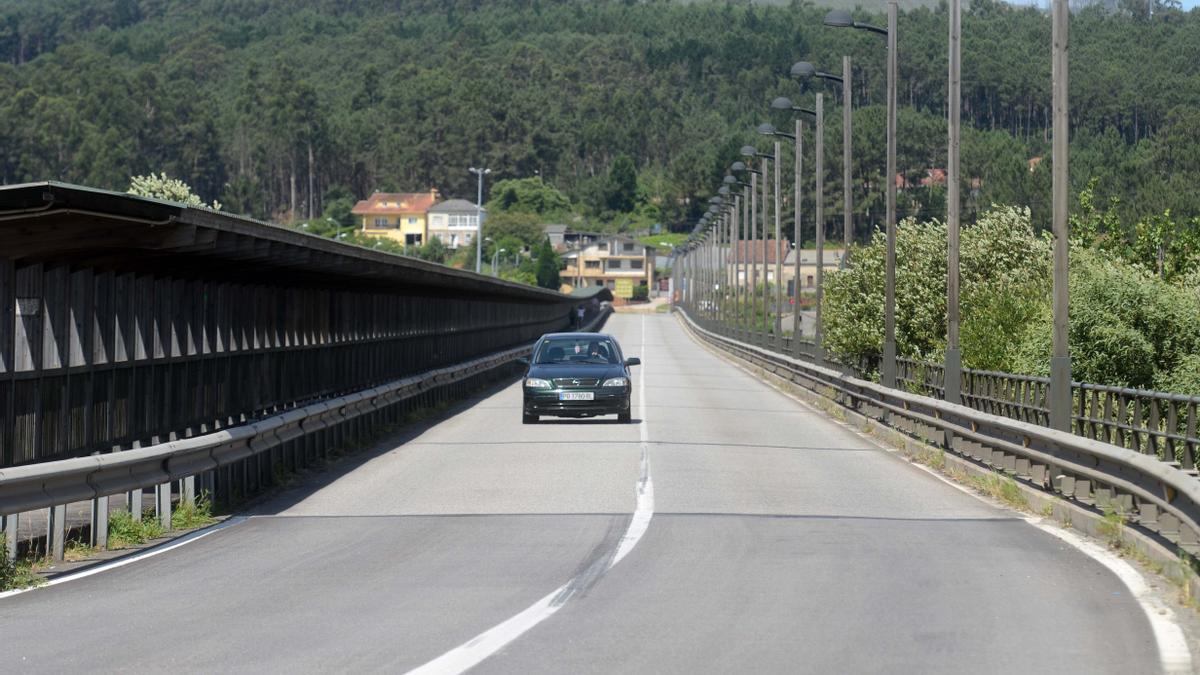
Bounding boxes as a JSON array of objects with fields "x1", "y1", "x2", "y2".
[
  {"x1": 524, "y1": 377, "x2": 552, "y2": 389},
  {"x1": 602, "y1": 377, "x2": 629, "y2": 387}
]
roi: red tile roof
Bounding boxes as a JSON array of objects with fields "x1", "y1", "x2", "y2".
[{"x1": 351, "y1": 190, "x2": 439, "y2": 215}]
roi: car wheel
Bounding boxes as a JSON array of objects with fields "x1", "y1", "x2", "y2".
[
  {"x1": 618, "y1": 411, "x2": 631, "y2": 423},
  {"x1": 523, "y1": 413, "x2": 538, "y2": 424}
]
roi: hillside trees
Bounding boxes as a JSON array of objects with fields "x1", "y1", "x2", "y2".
[{"x1": 0, "y1": 0, "x2": 1198, "y2": 235}]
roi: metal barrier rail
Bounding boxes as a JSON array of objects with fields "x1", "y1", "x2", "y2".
[
  {"x1": 678, "y1": 308, "x2": 1200, "y2": 556},
  {"x1": 894, "y1": 357, "x2": 1200, "y2": 470},
  {"x1": 0, "y1": 307, "x2": 611, "y2": 560}
]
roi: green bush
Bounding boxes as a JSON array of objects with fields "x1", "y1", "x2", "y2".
[
  {"x1": 1009, "y1": 248, "x2": 1200, "y2": 389},
  {"x1": 822, "y1": 204, "x2": 1200, "y2": 394}
]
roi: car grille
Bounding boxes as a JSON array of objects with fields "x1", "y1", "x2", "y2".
[{"x1": 553, "y1": 377, "x2": 600, "y2": 388}]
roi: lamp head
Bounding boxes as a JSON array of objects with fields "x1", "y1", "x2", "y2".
[
  {"x1": 824, "y1": 9, "x2": 854, "y2": 27},
  {"x1": 740, "y1": 145, "x2": 759, "y2": 158},
  {"x1": 790, "y1": 61, "x2": 816, "y2": 80},
  {"x1": 730, "y1": 161, "x2": 747, "y2": 172},
  {"x1": 718, "y1": 185, "x2": 730, "y2": 195},
  {"x1": 757, "y1": 122, "x2": 777, "y2": 136},
  {"x1": 771, "y1": 96, "x2": 794, "y2": 110}
]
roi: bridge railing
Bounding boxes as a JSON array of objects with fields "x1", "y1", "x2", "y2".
[
  {"x1": 894, "y1": 357, "x2": 1200, "y2": 471},
  {"x1": 0, "y1": 181, "x2": 606, "y2": 562},
  {"x1": 677, "y1": 307, "x2": 1200, "y2": 557}
]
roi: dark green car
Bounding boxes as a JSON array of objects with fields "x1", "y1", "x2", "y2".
[{"x1": 520, "y1": 332, "x2": 641, "y2": 424}]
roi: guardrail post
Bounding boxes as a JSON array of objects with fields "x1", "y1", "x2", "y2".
[
  {"x1": 130, "y1": 487, "x2": 143, "y2": 522},
  {"x1": 183, "y1": 475, "x2": 196, "y2": 506},
  {"x1": 156, "y1": 482, "x2": 171, "y2": 530},
  {"x1": 92, "y1": 496, "x2": 109, "y2": 549},
  {"x1": 49, "y1": 503, "x2": 65, "y2": 561}
]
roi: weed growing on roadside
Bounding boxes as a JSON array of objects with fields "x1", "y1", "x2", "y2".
[
  {"x1": 171, "y1": 493, "x2": 217, "y2": 530},
  {"x1": 1098, "y1": 507, "x2": 1126, "y2": 548},
  {"x1": 107, "y1": 509, "x2": 165, "y2": 549},
  {"x1": 63, "y1": 539, "x2": 97, "y2": 562},
  {"x1": 0, "y1": 534, "x2": 44, "y2": 591}
]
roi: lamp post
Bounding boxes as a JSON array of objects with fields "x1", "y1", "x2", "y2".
[
  {"x1": 731, "y1": 161, "x2": 757, "y2": 340},
  {"x1": 469, "y1": 167, "x2": 492, "y2": 274},
  {"x1": 792, "y1": 60, "x2": 852, "y2": 270},
  {"x1": 946, "y1": 0, "x2": 962, "y2": 405},
  {"x1": 725, "y1": 172, "x2": 750, "y2": 338},
  {"x1": 770, "y1": 98, "x2": 817, "y2": 355},
  {"x1": 491, "y1": 247, "x2": 506, "y2": 276},
  {"x1": 756, "y1": 124, "x2": 793, "y2": 348},
  {"x1": 1050, "y1": 0, "x2": 1071, "y2": 432},
  {"x1": 825, "y1": 2, "x2": 897, "y2": 387},
  {"x1": 741, "y1": 145, "x2": 771, "y2": 343}
]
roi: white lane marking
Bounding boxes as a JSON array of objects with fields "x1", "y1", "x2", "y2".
[
  {"x1": 1025, "y1": 518, "x2": 1194, "y2": 674},
  {"x1": 407, "y1": 314, "x2": 655, "y2": 675},
  {"x1": 0, "y1": 516, "x2": 247, "y2": 600},
  {"x1": 613, "y1": 315, "x2": 653, "y2": 568}
]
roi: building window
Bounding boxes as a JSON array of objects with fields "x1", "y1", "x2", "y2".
[
  {"x1": 585, "y1": 260, "x2": 601, "y2": 270},
  {"x1": 606, "y1": 259, "x2": 626, "y2": 271},
  {"x1": 406, "y1": 234, "x2": 422, "y2": 246},
  {"x1": 450, "y1": 234, "x2": 458, "y2": 247},
  {"x1": 806, "y1": 275, "x2": 814, "y2": 287},
  {"x1": 623, "y1": 243, "x2": 635, "y2": 252},
  {"x1": 594, "y1": 279, "x2": 604, "y2": 286},
  {"x1": 373, "y1": 217, "x2": 389, "y2": 227},
  {"x1": 408, "y1": 217, "x2": 418, "y2": 225},
  {"x1": 630, "y1": 259, "x2": 644, "y2": 270},
  {"x1": 606, "y1": 280, "x2": 615, "y2": 290}
]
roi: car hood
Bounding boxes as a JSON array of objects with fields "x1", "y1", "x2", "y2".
[{"x1": 525, "y1": 363, "x2": 626, "y2": 382}]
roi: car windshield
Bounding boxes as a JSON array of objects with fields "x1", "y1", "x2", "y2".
[{"x1": 535, "y1": 337, "x2": 619, "y2": 365}]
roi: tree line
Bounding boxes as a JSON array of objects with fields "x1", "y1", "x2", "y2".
[{"x1": 1, "y1": 0, "x2": 1198, "y2": 240}]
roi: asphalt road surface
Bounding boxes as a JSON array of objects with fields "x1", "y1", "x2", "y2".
[{"x1": 0, "y1": 314, "x2": 1174, "y2": 673}]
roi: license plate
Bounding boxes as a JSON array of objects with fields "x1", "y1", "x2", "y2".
[{"x1": 559, "y1": 392, "x2": 594, "y2": 401}]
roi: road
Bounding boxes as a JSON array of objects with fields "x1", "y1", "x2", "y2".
[{"x1": 0, "y1": 314, "x2": 1172, "y2": 673}]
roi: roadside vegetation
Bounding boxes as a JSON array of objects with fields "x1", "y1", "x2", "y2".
[{"x1": 822, "y1": 194, "x2": 1200, "y2": 394}]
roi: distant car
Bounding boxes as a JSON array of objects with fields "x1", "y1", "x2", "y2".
[{"x1": 519, "y1": 332, "x2": 640, "y2": 424}]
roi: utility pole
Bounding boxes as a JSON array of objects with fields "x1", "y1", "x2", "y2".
[
  {"x1": 843, "y1": 55, "x2": 853, "y2": 264},
  {"x1": 774, "y1": 141, "x2": 783, "y2": 344},
  {"x1": 793, "y1": 117, "x2": 804, "y2": 354}
]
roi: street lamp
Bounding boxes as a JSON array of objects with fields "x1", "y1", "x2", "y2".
[
  {"x1": 1050, "y1": 0, "x2": 1071, "y2": 431},
  {"x1": 771, "y1": 96, "x2": 816, "y2": 354},
  {"x1": 793, "y1": 60, "x2": 854, "y2": 269},
  {"x1": 491, "y1": 247, "x2": 507, "y2": 276},
  {"x1": 825, "y1": 2, "x2": 898, "y2": 387},
  {"x1": 724, "y1": 172, "x2": 751, "y2": 335},
  {"x1": 757, "y1": 125, "x2": 788, "y2": 345},
  {"x1": 946, "y1": 0, "x2": 963, "y2": 405},
  {"x1": 742, "y1": 145, "x2": 773, "y2": 343},
  {"x1": 469, "y1": 166, "x2": 492, "y2": 274}
]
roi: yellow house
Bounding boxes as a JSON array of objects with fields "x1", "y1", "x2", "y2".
[{"x1": 351, "y1": 190, "x2": 439, "y2": 246}]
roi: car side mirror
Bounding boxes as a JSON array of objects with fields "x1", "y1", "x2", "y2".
[
  {"x1": 624, "y1": 357, "x2": 641, "y2": 367},
  {"x1": 517, "y1": 357, "x2": 530, "y2": 366}
]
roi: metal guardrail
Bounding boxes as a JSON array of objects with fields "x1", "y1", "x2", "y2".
[
  {"x1": 0, "y1": 307, "x2": 611, "y2": 561},
  {"x1": 895, "y1": 357, "x2": 1200, "y2": 471},
  {"x1": 678, "y1": 308, "x2": 1200, "y2": 556}
]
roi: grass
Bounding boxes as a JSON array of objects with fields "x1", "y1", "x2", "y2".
[
  {"x1": 107, "y1": 509, "x2": 166, "y2": 549},
  {"x1": 0, "y1": 534, "x2": 45, "y2": 591},
  {"x1": 171, "y1": 493, "x2": 217, "y2": 530},
  {"x1": 63, "y1": 539, "x2": 97, "y2": 562}
]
